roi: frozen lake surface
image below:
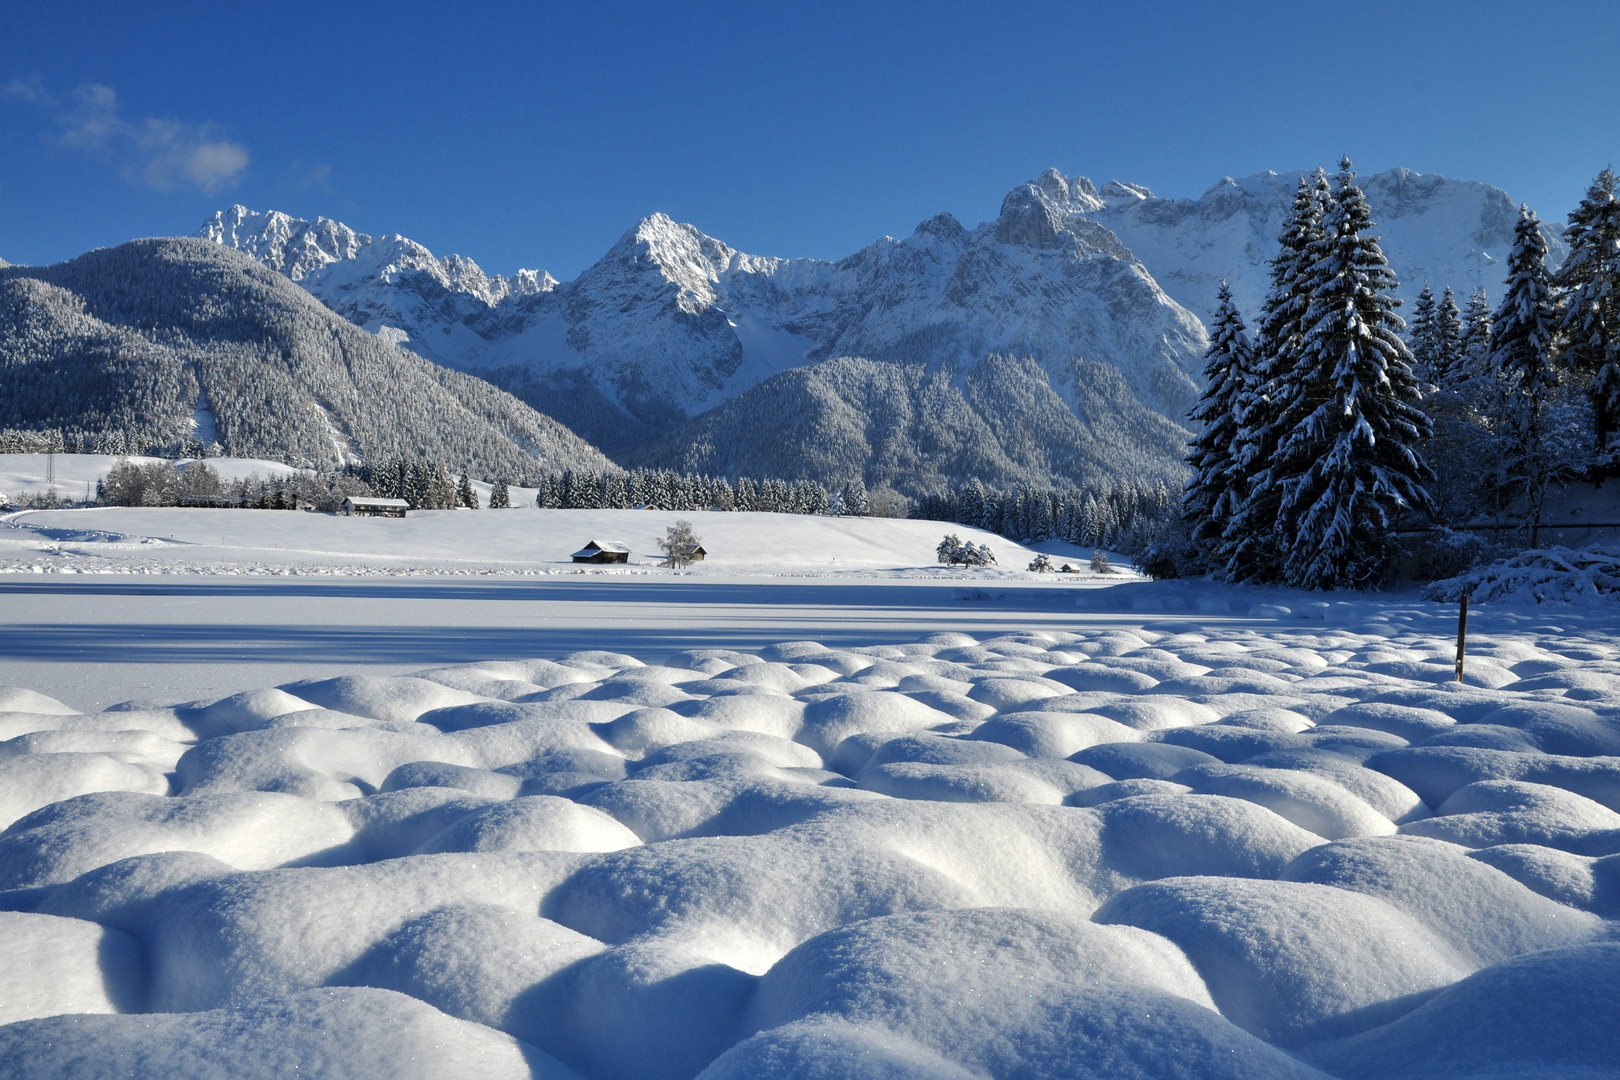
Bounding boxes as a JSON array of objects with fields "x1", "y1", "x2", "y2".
[{"x1": 0, "y1": 508, "x2": 1616, "y2": 1078}]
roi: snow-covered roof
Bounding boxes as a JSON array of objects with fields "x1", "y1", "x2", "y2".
[
  {"x1": 573, "y1": 539, "x2": 630, "y2": 555},
  {"x1": 343, "y1": 497, "x2": 410, "y2": 508}
]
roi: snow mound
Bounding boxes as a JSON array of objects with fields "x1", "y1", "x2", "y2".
[
  {"x1": 0, "y1": 986, "x2": 574, "y2": 1079},
  {"x1": 1308, "y1": 943, "x2": 1620, "y2": 1080},
  {"x1": 4, "y1": 617, "x2": 1620, "y2": 1076}
]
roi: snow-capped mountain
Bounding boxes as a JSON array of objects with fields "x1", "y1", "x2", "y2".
[
  {"x1": 197, "y1": 207, "x2": 558, "y2": 346},
  {"x1": 1054, "y1": 166, "x2": 1568, "y2": 324},
  {"x1": 199, "y1": 163, "x2": 1559, "y2": 479},
  {"x1": 200, "y1": 189, "x2": 1209, "y2": 463}
]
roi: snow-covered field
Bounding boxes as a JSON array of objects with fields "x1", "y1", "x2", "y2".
[
  {"x1": 1, "y1": 509, "x2": 1617, "y2": 1078},
  {"x1": 0, "y1": 503, "x2": 1109, "y2": 578}
]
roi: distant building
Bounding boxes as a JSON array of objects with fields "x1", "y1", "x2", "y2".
[
  {"x1": 571, "y1": 540, "x2": 630, "y2": 563},
  {"x1": 343, "y1": 497, "x2": 409, "y2": 518},
  {"x1": 687, "y1": 545, "x2": 707, "y2": 561}
]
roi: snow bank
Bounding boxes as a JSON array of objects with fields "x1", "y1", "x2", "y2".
[{"x1": 4, "y1": 612, "x2": 1620, "y2": 1076}]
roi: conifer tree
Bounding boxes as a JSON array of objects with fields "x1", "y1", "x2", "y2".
[
  {"x1": 1263, "y1": 159, "x2": 1434, "y2": 589},
  {"x1": 1492, "y1": 205, "x2": 1565, "y2": 541},
  {"x1": 456, "y1": 471, "x2": 478, "y2": 509},
  {"x1": 489, "y1": 478, "x2": 510, "y2": 508},
  {"x1": 839, "y1": 478, "x2": 869, "y2": 516},
  {"x1": 403, "y1": 461, "x2": 429, "y2": 509},
  {"x1": 1460, "y1": 288, "x2": 1494, "y2": 384},
  {"x1": 1184, "y1": 282, "x2": 1254, "y2": 548},
  {"x1": 1433, "y1": 286, "x2": 1465, "y2": 388},
  {"x1": 1557, "y1": 168, "x2": 1620, "y2": 450},
  {"x1": 432, "y1": 462, "x2": 457, "y2": 510},
  {"x1": 1223, "y1": 171, "x2": 1328, "y2": 581},
  {"x1": 1408, "y1": 284, "x2": 1438, "y2": 380}
]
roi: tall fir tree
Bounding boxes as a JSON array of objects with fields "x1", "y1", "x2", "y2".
[
  {"x1": 1460, "y1": 288, "x2": 1494, "y2": 385},
  {"x1": 403, "y1": 461, "x2": 430, "y2": 510},
  {"x1": 1223, "y1": 170, "x2": 1329, "y2": 581},
  {"x1": 456, "y1": 471, "x2": 478, "y2": 509},
  {"x1": 1491, "y1": 205, "x2": 1564, "y2": 540},
  {"x1": 1433, "y1": 286, "x2": 1465, "y2": 388},
  {"x1": 1184, "y1": 282, "x2": 1255, "y2": 548},
  {"x1": 488, "y1": 478, "x2": 510, "y2": 508},
  {"x1": 1557, "y1": 168, "x2": 1620, "y2": 450},
  {"x1": 1408, "y1": 284, "x2": 1438, "y2": 380},
  {"x1": 1261, "y1": 159, "x2": 1434, "y2": 590}
]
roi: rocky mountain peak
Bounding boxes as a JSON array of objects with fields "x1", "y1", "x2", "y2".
[
  {"x1": 913, "y1": 211, "x2": 966, "y2": 242},
  {"x1": 994, "y1": 183, "x2": 1069, "y2": 248},
  {"x1": 195, "y1": 209, "x2": 555, "y2": 310}
]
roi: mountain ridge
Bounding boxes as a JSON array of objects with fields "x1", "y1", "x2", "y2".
[{"x1": 198, "y1": 180, "x2": 1211, "y2": 470}]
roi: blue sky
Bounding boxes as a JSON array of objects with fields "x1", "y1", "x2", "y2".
[{"x1": 1, "y1": 1, "x2": 1615, "y2": 278}]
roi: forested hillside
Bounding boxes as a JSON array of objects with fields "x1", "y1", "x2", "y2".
[
  {"x1": 0, "y1": 239, "x2": 612, "y2": 481},
  {"x1": 628, "y1": 352, "x2": 1190, "y2": 495}
]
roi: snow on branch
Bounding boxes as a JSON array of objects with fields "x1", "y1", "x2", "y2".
[{"x1": 1424, "y1": 544, "x2": 1620, "y2": 605}]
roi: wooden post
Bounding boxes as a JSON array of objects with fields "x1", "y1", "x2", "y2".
[{"x1": 1455, "y1": 593, "x2": 1470, "y2": 683}]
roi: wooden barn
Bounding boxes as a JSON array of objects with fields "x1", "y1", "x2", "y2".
[
  {"x1": 342, "y1": 497, "x2": 409, "y2": 518},
  {"x1": 687, "y1": 546, "x2": 707, "y2": 562},
  {"x1": 571, "y1": 540, "x2": 630, "y2": 563}
]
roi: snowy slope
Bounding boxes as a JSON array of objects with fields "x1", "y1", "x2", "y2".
[
  {"x1": 1067, "y1": 167, "x2": 1569, "y2": 324},
  {"x1": 0, "y1": 241, "x2": 614, "y2": 479},
  {"x1": 0, "y1": 564, "x2": 1617, "y2": 1077}
]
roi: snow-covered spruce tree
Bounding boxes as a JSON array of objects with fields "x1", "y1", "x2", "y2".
[
  {"x1": 1433, "y1": 286, "x2": 1465, "y2": 389},
  {"x1": 1557, "y1": 168, "x2": 1620, "y2": 451},
  {"x1": 456, "y1": 472, "x2": 478, "y2": 509},
  {"x1": 402, "y1": 461, "x2": 428, "y2": 510},
  {"x1": 1408, "y1": 284, "x2": 1438, "y2": 381},
  {"x1": 488, "y1": 478, "x2": 510, "y2": 508},
  {"x1": 1183, "y1": 282, "x2": 1255, "y2": 551},
  {"x1": 1264, "y1": 159, "x2": 1435, "y2": 590},
  {"x1": 1222, "y1": 171, "x2": 1328, "y2": 581},
  {"x1": 840, "y1": 478, "x2": 869, "y2": 516},
  {"x1": 1492, "y1": 205, "x2": 1569, "y2": 542},
  {"x1": 431, "y1": 462, "x2": 457, "y2": 510},
  {"x1": 1460, "y1": 289, "x2": 1494, "y2": 385}
]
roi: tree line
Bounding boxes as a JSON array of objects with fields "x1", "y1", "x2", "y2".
[{"x1": 910, "y1": 476, "x2": 1176, "y2": 552}]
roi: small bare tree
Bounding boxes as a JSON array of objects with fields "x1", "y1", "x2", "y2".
[{"x1": 659, "y1": 520, "x2": 702, "y2": 568}]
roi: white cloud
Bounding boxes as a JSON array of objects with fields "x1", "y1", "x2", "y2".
[{"x1": 6, "y1": 78, "x2": 249, "y2": 194}]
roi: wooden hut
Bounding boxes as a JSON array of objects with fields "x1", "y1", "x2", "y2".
[
  {"x1": 342, "y1": 497, "x2": 409, "y2": 518},
  {"x1": 571, "y1": 540, "x2": 630, "y2": 563}
]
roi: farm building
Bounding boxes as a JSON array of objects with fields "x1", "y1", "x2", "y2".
[
  {"x1": 687, "y1": 546, "x2": 707, "y2": 562},
  {"x1": 342, "y1": 497, "x2": 409, "y2": 518},
  {"x1": 571, "y1": 540, "x2": 630, "y2": 563}
]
